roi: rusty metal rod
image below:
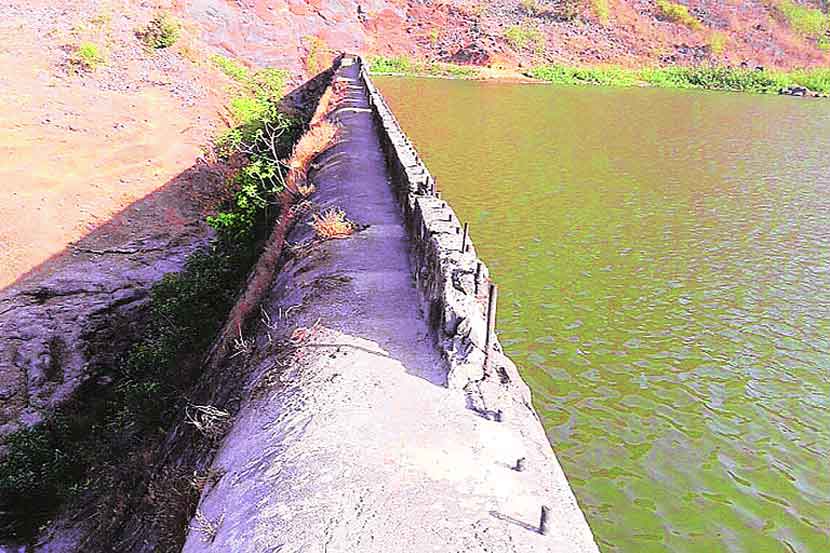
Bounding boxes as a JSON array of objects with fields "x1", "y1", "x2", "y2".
[
  {"x1": 540, "y1": 505, "x2": 551, "y2": 536},
  {"x1": 485, "y1": 283, "x2": 498, "y2": 369}
]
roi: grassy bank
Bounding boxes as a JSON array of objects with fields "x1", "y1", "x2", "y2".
[
  {"x1": 529, "y1": 64, "x2": 830, "y2": 95},
  {"x1": 368, "y1": 54, "x2": 829, "y2": 96},
  {"x1": 368, "y1": 55, "x2": 481, "y2": 79},
  {"x1": 0, "y1": 58, "x2": 304, "y2": 542}
]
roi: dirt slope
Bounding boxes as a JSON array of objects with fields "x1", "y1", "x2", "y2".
[
  {"x1": 0, "y1": 0, "x2": 229, "y2": 290},
  {"x1": 183, "y1": 0, "x2": 830, "y2": 73}
]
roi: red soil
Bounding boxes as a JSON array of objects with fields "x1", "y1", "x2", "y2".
[{"x1": 0, "y1": 0, "x2": 227, "y2": 289}]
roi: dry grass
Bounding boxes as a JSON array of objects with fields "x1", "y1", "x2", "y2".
[
  {"x1": 310, "y1": 208, "x2": 355, "y2": 239},
  {"x1": 285, "y1": 120, "x2": 338, "y2": 198},
  {"x1": 184, "y1": 404, "x2": 231, "y2": 438},
  {"x1": 209, "y1": 80, "x2": 340, "y2": 367},
  {"x1": 191, "y1": 509, "x2": 224, "y2": 543},
  {"x1": 190, "y1": 468, "x2": 225, "y2": 494},
  {"x1": 230, "y1": 325, "x2": 252, "y2": 358},
  {"x1": 290, "y1": 121, "x2": 338, "y2": 173}
]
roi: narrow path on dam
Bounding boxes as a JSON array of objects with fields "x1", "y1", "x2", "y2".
[{"x1": 182, "y1": 60, "x2": 597, "y2": 553}]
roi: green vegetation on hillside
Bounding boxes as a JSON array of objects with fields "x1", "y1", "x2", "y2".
[
  {"x1": 656, "y1": 0, "x2": 703, "y2": 30},
  {"x1": 530, "y1": 64, "x2": 830, "y2": 94},
  {"x1": 70, "y1": 42, "x2": 105, "y2": 71},
  {"x1": 592, "y1": 0, "x2": 611, "y2": 25},
  {"x1": 368, "y1": 55, "x2": 480, "y2": 78},
  {"x1": 504, "y1": 22, "x2": 546, "y2": 53},
  {"x1": 774, "y1": 0, "x2": 830, "y2": 49},
  {"x1": 139, "y1": 12, "x2": 180, "y2": 49},
  {"x1": 0, "y1": 57, "x2": 301, "y2": 542}
]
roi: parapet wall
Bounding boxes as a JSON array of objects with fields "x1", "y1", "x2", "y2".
[{"x1": 358, "y1": 58, "x2": 496, "y2": 390}]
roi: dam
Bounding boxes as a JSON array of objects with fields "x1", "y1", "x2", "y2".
[{"x1": 180, "y1": 56, "x2": 599, "y2": 551}]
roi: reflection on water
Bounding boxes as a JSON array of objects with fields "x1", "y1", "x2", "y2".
[{"x1": 378, "y1": 77, "x2": 830, "y2": 553}]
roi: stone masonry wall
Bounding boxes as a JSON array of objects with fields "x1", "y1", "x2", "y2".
[{"x1": 358, "y1": 57, "x2": 496, "y2": 390}]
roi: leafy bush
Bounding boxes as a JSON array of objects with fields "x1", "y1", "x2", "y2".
[
  {"x1": 656, "y1": 0, "x2": 703, "y2": 30},
  {"x1": 70, "y1": 42, "x2": 105, "y2": 70},
  {"x1": 211, "y1": 61, "x2": 292, "y2": 153},
  {"x1": 139, "y1": 12, "x2": 180, "y2": 49},
  {"x1": 504, "y1": 23, "x2": 546, "y2": 53}
]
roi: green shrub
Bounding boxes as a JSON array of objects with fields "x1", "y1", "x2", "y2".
[
  {"x1": 656, "y1": 0, "x2": 703, "y2": 30},
  {"x1": 641, "y1": 66, "x2": 790, "y2": 93},
  {"x1": 368, "y1": 55, "x2": 413, "y2": 74},
  {"x1": 504, "y1": 23, "x2": 546, "y2": 54},
  {"x1": 211, "y1": 54, "x2": 251, "y2": 82},
  {"x1": 213, "y1": 63, "x2": 292, "y2": 153},
  {"x1": 139, "y1": 12, "x2": 180, "y2": 49},
  {"x1": 70, "y1": 42, "x2": 105, "y2": 70}
]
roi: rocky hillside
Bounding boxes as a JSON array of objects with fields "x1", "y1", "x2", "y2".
[{"x1": 183, "y1": 0, "x2": 830, "y2": 73}]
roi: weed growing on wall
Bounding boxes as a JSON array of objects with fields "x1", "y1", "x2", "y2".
[{"x1": 304, "y1": 35, "x2": 328, "y2": 75}]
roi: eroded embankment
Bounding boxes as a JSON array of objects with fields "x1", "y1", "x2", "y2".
[{"x1": 180, "y1": 57, "x2": 598, "y2": 552}]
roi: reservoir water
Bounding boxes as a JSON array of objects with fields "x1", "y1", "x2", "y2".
[{"x1": 377, "y1": 77, "x2": 830, "y2": 553}]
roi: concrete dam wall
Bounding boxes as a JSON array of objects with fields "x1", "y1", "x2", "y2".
[{"x1": 182, "y1": 57, "x2": 599, "y2": 552}]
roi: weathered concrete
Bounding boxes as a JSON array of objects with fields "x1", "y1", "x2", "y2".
[{"x1": 182, "y1": 58, "x2": 598, "y2": 552}]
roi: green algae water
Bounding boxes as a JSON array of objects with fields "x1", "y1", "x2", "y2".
[{"x1": 376, "y1": 77, "x2": 830, "y2": 553}]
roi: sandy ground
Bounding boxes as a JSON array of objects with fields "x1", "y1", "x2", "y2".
[
  {"x1": 0, "y1": 0, "x2": 222, "y2": 289},
  {"x1": 182, "y1": 61, "x2": 598, "y2": 553}
]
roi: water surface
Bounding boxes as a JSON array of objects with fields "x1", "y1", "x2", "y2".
[{"x1": 377, "y1": 77, "x2": 830, "y2": 553}]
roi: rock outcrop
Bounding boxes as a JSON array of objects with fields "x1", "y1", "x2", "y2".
[{"x1": 0, "y1": 166, "x2": 224, "y2": 440}]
